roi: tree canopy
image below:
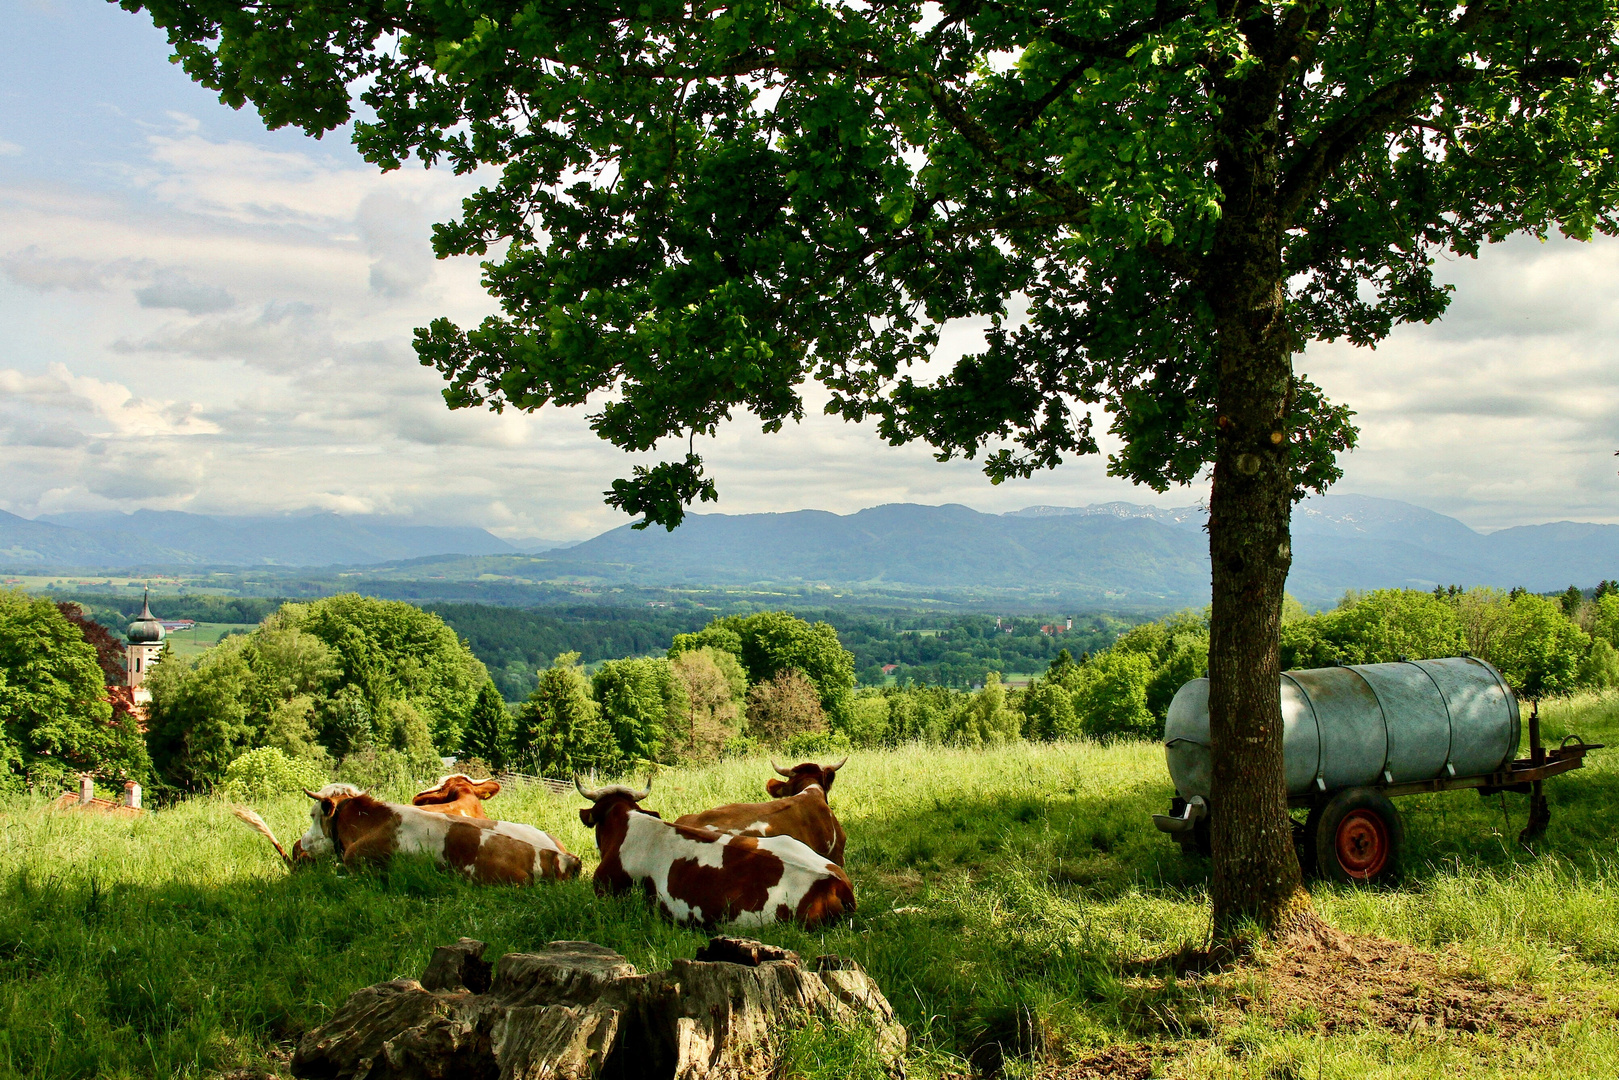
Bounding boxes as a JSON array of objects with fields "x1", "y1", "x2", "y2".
[
  {"x1": 116, "y1": 0, "x2": 1619, "y2": 933},
  {"x1": 0, "y1": 591, "x2": 149, "y2": 788},
  {"x1": 145, "y1": 595, "x2": 486, "y2": 790},
  {"x1": 116, "y1": 0, "x2": 1616, "y2": 525}
]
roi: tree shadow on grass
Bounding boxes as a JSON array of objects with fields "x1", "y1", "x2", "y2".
[{"x1": 0, "y1": 857, "x2": 710, "y2": 1080}]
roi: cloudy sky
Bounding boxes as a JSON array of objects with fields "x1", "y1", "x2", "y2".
[{"x1": 2, "y1": 1, "x2": 1616, "y2": 540}]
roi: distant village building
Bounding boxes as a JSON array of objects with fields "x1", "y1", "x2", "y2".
[{"x1": 125, "y1": 590, "x2": 165, "y2": 706}]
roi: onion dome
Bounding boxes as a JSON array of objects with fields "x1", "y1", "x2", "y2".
[{"x1": 126, "y1": 591, "x2": 165, "y2": 644}]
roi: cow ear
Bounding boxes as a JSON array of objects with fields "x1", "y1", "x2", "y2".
[
  {"x1": 320, "y1": 798, "x2": 337, "y2": 819},
  {"x1": 765, "y1": 779, "x2": 788, "y2": 798},
  {"x1": 475, "y1": 780, "x2": 501, "y2": 799},
  {"x1": 578, "y1": 807, "x2": 595, "y2": 827}
]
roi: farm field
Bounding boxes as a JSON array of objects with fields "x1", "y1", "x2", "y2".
[
  {"x1": 158, "y1": 623, "x2": 257, "y2": 661},
  {"x1": 4, "y1": 694, "x2": 1619, "y2": 1078}
]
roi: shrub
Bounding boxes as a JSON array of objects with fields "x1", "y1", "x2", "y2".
[
  {"x1": 1580, "y1": 639, "x2": 1619, "y2": 691},
  {"x1": 838, "y1": 691, "x2": 891, "y2": 748},
  {"x1": 784, "y1": 729, "x2": 853, "y2": 758},
  {"x1": 745, "y1": 669, "x2": 827, "y2": 747},
  {"x1": 883, "y1": 684, "x2": 959, "y2": 744},
  {"x1": 220, "y1": 747, "x2": 329, "y2": 801},
  {"x1": 335, "y1": 748, "x2": 432, "y2": 793},
  {"x1": 1486, "y1": 593, "x2": 1590, "y2": 699}
]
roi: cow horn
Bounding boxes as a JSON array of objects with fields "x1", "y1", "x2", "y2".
[
  {"x1": 575, "y1": 776, "x2": 604, "y2": 802},
  {"x1": 825, "y1": 757, "x2": 847, "y2": 774},
  {"x1": 630, "y1": 774, "x2": 654, "y2": 801},
  {"x1": 771, "y1": 760, "x2": 793, "y2": 777},
  {"x1": 303, "y1": 789, "x2": 322, "y2": 800}
]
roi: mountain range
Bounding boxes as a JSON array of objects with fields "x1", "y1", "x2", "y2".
[
  {"x1": 2, "y1": 496, "x2": 1615, "y2": 606},
  {"x1": 0, "y1": 509, "x2": 559, "y2": 568}
]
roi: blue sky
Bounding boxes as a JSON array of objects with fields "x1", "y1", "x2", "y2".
[{"x1": 3, "y1": 0, "x2": 1617, "y2": 539}]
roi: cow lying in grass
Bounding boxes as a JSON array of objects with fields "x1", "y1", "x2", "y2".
[
  {"x1": 675, "y1": 758, "x2": 847, "y2": 864},
  {"x1": 576, "y1": 777, "x2": 854, "y2": 929},
  {"x1": 411, "y1": 774, "x2": 501, "y2": 818},
  {"x1": 233, "y1": 784, "x2": 580, "y2": 884}
]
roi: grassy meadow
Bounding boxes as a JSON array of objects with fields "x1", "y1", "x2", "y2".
[{"x1": 4, "y1": 693, "x2": 1619, "y2": 1078}]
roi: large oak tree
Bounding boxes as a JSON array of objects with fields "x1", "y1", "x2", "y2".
[{"x1": 117, "y1": 0, "x2": 1619, "y2": 935}]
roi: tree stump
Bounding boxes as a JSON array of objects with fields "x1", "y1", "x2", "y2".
[{"x1": 292, "y1": 937, "x2": 906, "y2": 1080}]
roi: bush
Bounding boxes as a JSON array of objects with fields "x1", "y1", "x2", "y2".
[
  {"x1": 1486, "y1": 593, "x2": 1589, "y2": 699},
  {"x1": 745, "y1": 669, "x2": 827, "y2": 747},
  {"x1": 220, "y1": 747, "x2": 329, "y2": 801},
  {"x1": 883, "y1": 685, "x2": 959, "y2": 744},
  {"x1": 1580, "y1": 639, "x2": 1619, "y2": 691},
  {"x1": 838, "y1": 692, "x2": 891, "y2": 748},
  {"x1": 334, "y1": 748, "x2": 434, "y2": 793},
  {"x1": 784, "y1": 729, "x2": 853, "y2": 758}
]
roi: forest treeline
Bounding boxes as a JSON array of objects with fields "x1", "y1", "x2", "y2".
[
  {"x1": 5, "y1": 583, "x2": 1615, "y2": 797},
  {"x1": 52, "y1": 595, "x2": 1135, "y2": 700},
  {"x1": 424, "y1": 604, "x2": 1132, "y2": 698}
]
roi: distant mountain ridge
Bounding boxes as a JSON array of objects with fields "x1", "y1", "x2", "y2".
[
  {"x1": 3, "y1": 496, "x2": 1617, "y2": 605},
  {"x1": 1, "y1": 509, "x2": 519, "y2": 567},
  {"x1": 525, "y1": 494, "x2": 1619, "y2": 605}
]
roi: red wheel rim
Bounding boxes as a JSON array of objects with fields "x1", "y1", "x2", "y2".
[{"x1": 1335, "y1": 809, "x2": 1389, "y2": 879}]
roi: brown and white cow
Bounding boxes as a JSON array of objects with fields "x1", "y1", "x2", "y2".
[
  {"x1": 236, "y1": 783, "x2": 580, "y2": 884},
  {"x1": 576, "y1": 777, "x2": 854, "y2": 929},
  {"x1": 674, "y1": 759, "x2": 847, "y2": 864},
  {"x1": 411, "y1": 774, "x2": 501, "y2": 818}
]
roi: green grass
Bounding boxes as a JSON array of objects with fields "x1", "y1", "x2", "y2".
[
  {"x1": 159, "y1": 624, "x2": 256, "y2": 661},
  {"x1": 5, "y1": 695, "x2": 1619, "y2": 1077}
]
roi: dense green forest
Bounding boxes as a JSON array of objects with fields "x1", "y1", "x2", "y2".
[
  {"x1": 423, "y1": 603, "x2": 1137, "y2": 700},
  {"x1": 7, "y1": 581, "x2": 1619, "y2": 796},
  {"x1": 51, "y1": 593, "x2": 287, "y2": 626},
  {"x1": 54, "y1": 592, "x2": 1139, "y2": 699}
]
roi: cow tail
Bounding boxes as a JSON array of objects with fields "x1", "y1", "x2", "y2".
[{"x1": 232, "y1": 807, "x2": 294, "y2": 868}]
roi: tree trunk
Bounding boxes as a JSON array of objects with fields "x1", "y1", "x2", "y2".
[{"x1": 1204, "y1": 39, "x2": 1316, "y2": 940}]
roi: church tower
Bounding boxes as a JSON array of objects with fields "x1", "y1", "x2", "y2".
[{"x1": 125, "y1": 590, "x2": 165, "y2": 703}]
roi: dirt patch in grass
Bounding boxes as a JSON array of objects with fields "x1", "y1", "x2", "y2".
[
  {"x1": 1229, "y1": 923, "x2": 1543, "y2": 1036},
  {"x1": 1033, "y1": 1042, "x2": 1158, "y2": 1078}
]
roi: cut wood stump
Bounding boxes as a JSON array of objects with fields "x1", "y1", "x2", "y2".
[{"x1": 291, "y1": 936, "x2": 907, "y2": 1080}]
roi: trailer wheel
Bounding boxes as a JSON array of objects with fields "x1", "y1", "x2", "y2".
[{"x1": 1311, "y1": 788, "x2": 1402, "y2": 884}]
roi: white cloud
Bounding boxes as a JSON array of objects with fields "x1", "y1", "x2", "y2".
[{"x1": 0, "y1": 140, "x2": 20, "y2": 157}]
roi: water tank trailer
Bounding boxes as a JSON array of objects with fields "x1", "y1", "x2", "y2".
[{"x1": 1152, "y1": 656, "x2": 1602, "y2": 883}]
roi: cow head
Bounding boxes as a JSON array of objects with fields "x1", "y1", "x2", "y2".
[
  {"x1": 766, "y1": 758, "x2": 846, "y2": 798},
  {"x1": 412, "y1": 774, "x2": 500, "y2": 809},
  {"x1": 298, "y1": 783, "x2": 367, "y2": 858},
  {"x1": 575, "y1": 775, "x2": 653, "y2": 827}
]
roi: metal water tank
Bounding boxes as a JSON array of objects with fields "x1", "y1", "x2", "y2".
[{"x1": 1163, "y1": 656, "x2": 1520, "y2": 800}]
